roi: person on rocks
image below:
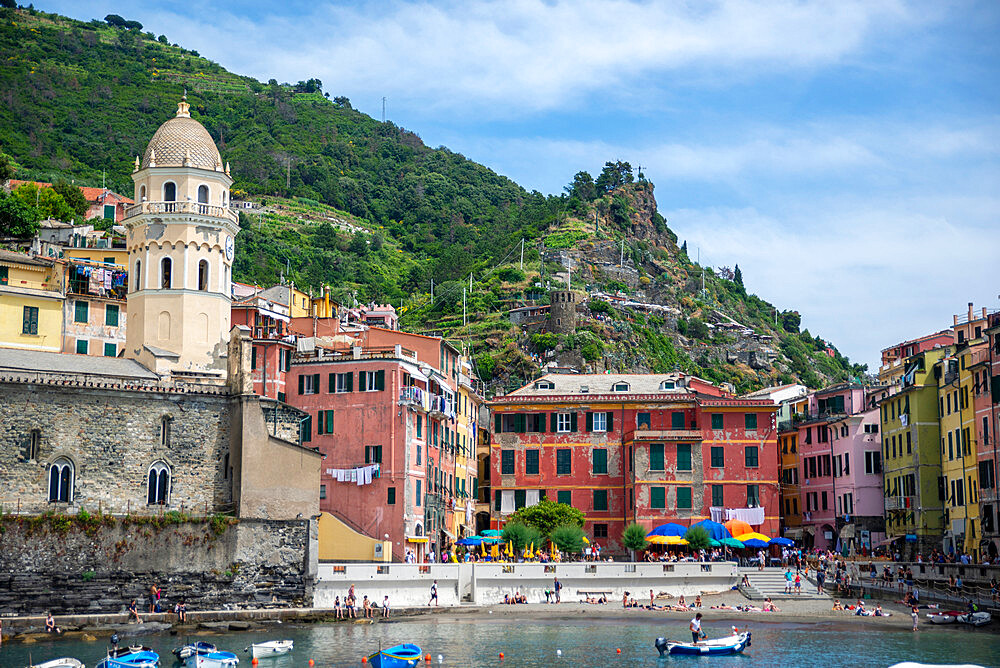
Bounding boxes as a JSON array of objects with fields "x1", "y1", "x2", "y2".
[
  {"x1": 176, "y1": 600, "x2": 187, "y2": 623},
  {"x1": 382, "y1": 595, "x2": 390, "y2": 618},
  {"x1": 334, "y1": 595, "x2": 343, "y2": 620},
  {"x1": 127, "y1": 600, "x2": 142, "y2": 624},
  {"x1": 45, "y1": 612, "x2": 61, "y2": 634}
]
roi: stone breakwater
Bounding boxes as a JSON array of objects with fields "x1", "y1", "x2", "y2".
[{"x1": 0, "y1": 516, "x2": 317, "y2": 615}]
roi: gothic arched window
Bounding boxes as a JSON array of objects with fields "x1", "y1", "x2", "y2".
[
  {"x1": 48, "y1": 457, "x2": 74, "y2": 503},
  {"x1": 147, "y1": 461, "x2": 171, "y2": 505}
]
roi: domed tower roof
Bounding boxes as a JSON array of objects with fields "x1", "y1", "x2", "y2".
[{"x1": 140, "y1": 96, "x2": 222, "y2": 171}]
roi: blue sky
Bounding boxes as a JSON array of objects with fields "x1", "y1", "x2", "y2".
[{"x1": 45, "y1": 1, "x2": 1000, "y2": 370}]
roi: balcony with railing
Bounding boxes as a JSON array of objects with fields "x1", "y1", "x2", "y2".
[
  {"x1": 429, "y1": 394, "x2": 456, "y2": 420},
  {"x1": 885, "y1": 496, "x2": 916, "y2": 511},
  {"x1": 399, "y1": 385, "x2": 426, "y2": 409},
  {"x1": 124, "y1": 200, "x2": 238, "y2": 223}
]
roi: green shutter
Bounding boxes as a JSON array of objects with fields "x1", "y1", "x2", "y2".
[
  {"x1": 495, "y1": 413, "x2": 502, "y2": 433},
  {"x1": 312, "y1": 373, "x2": 320, "y2": 392},
  {"x1": 677, "y1": 443, "x2": 691, "y2": 471},
  {"x1": 105, "y1": 304, "x2": 119, "y2": 326},
  {"x1": 586, "y1": 412, "x2": 593, "y2": 432},
  {"x1": 745, "y1": 413, "x2": 757, "y2": 430},
  {"x1": 672, "y1": 411, "x2": 685, "y2": 429},
  {"x1": 494, "y1": 490, "x2": 501, "y2": 511},
  {"x1": 593, "y1": 448, "x2": 607, "y2": 475},
  {"x1": 514, "y1": 489, "x2": 526, "y2": 509},
  {"x1": 329, "y1": 373, "x2": 335, "y2": 393},
  {"x1": 538, "y1": 413, "x2": 546, "y2": 432},
  {"x1": 251, "y1": 346, "x2": 257, "y2": 370},
  {"x1": 712, "y1": 413, "x2": 723, "y2": 429},
  {"x1": 359, "y1": 372, "x2": 367, "y2": 392},
  {"x1": 607, "y1": 412, "x2": 614, "y2": 431},
  {"x1": 651, "y1": 486, "x2": 665, "y2": 509},
  {"x1": 593, "y1": 490, "x2": 607, "y2": 511},
  {"x1": 376, "y1": 369, "x2": 385, "y2": 390},
  {"x1": 526, "y1": 449, "x2": 539, "y2": 475},
  {"x1": 325, "y1": 410, "x2": 334, "y2": 433},
  {"x1": 104, "y1": 342, "x2": 116, "y2": 357},
  {"x1": 712, "y1": 484, "x2": 724, "y2": 507},
  {"x1": 74, "y1": 300, "x2": 88, "y2": 323},
  {"x1": 570, "y1": 412, "x2": 578, "y2": 432},
  {"x1": 76, "y1": 339, "x2": 88, "y2": 354},
  {"x1": 677, "y1": 486, "x2": 692, "y2": 509},
  {"x1": 711, "y1": 446, "x2": 724, "y2": 468},
  {"x1": 346, "y1": 372, "x2": 354, "y2": 392},
  {"x1": 558, "y1": 490, "x2": 572, "y2": 506},
  {"x1": 552, "y1": 413, "x2": 558, "y2": 431},
  {"x1": 515, "y1": 413, "x2": 526, "y2": 433},
  {"x1": 650, "y1": 444, "x2": 664, "y2": 470}
]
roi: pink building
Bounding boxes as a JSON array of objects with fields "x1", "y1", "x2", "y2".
[
  {"x1": 797, "y1": 383, "x2": 873, "y2": 550},
  {"x1": 828, "y1": 396, "x2": 888, "y2": 553},
  {"x1": 231, "y1": 295, "x2": 295, "y2": 401}
]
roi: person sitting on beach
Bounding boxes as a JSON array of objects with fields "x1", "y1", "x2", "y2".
[
  {"x1": 382, "y1": 596, "x2": 390, "y2": 618},
  {"x1": 45, "y1": 612, "x2": 61, "y2": 634},
  {"x1": 334, "y1": 596, "x2": 343, "y2": 619},
  {"x1": 741, "y1": 574, "x2": 751, "y2": 588},
  {"x1": 854, "y1": 601, "x2": 869, "y2": 616},
  {"x1": 363, "y1": 595, "x2": 372, "y2": 618},
  {"x1": 694, "y1": 595, "x2": 702, "y2": 608},
  {"x1": 622, "y1": 591, "x2": 630, "y2": 609},
  {"x1": 678, "y1": 595, "x2": 686, "y2": 608},
  {"x1": 832, "y1": 600, "x2": 844, "y2": 611},
  {"x1": 176, "y1": 600, "x2": 187, "y2": 623},
  {"x1": 762, "y1": 598, "x2": 780, "y2": 612},
  {"x1": 597, "y1": 595, "x2": 607, "y2": 604},
  {"x1": 874, "y1": 604, "x2": 889, "y2": 617}
]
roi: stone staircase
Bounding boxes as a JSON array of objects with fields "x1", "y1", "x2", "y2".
[{"x1": 738, "y1": 567, "x2": 832, "y2": 601}]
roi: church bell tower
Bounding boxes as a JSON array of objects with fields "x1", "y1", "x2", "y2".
[{"x1": 123, "y1": 96, "x2": 238, "y2": 378}]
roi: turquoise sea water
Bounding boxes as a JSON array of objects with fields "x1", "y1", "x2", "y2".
[{"x1": 3, "y1": 618, "x2": 999, "y2": 668}]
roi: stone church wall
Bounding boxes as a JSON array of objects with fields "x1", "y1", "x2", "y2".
[
  {"x1": 0, "y1": 383, "x2": 232, "y2": 516},
  {"x1": 0, "y1": 517, "x2": 315, "y2": 614}
]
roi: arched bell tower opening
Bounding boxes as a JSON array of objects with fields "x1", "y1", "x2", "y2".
[{"x1": 124, "y1": 95, "x2": 237, "y2": 378}]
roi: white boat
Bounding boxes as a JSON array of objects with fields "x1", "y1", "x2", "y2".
[
  {"x1": 956, "y1": 611, "x2": 991, "y2": 627},
  {"x1": 184, "y1": 652, "x2": 238, "y2": 668},
  {"x1": 926, "y1": 610, "x2": 962, "y2": 624},
  {"x1": 27, "y1": 659, "x2": 85, "y2": 668},
  {"x1": 246, "y1": 641, "x2": 293, "y2": 659}
]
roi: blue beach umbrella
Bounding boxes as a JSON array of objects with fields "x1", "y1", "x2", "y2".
[
  {"x1": 456, "y1": 537, "x2": 482, "y2": 546},
  {"x1": 740, "y1": 538, "x2": 769, "y2": 548},
  {"x1": 647, "y1": 523, "x2": 688, "y2": 538},
  {"x1": 768, "y1": 537, "x2": 794, "y2": 547},
  {"x1": 690, "y1": 519, "x2": 733, "y2": 541}
]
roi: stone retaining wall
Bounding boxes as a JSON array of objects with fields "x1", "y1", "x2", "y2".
[{"x1": 0, "y1": 516, "x2": 316, "y2": 615}]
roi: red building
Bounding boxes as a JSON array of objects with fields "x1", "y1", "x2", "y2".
[
  {"x1": 231, "y1": 295, "x2": 295, "y2": 401},
  {"x1": 286, "y1": 330, "x2": 477, "y2": 562},
  {"x1": 489, "y1": 373, "x2": 779, "y2": 552},
  {"x1": 880, "y1": 329, "x2": 954, "y2": 367}
]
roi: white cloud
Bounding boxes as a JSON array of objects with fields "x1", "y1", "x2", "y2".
[
  {"x1": 102, "y1": 0, "x2": 916, "y2": 115},
  {"x1": 666, "y1": 202, "x2": 1000, "y2": 370}
]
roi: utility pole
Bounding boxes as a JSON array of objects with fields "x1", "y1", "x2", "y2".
[
  {"x1": 286, "y1": 156, "x2": 291, "y2": 191},
  {"x1": 463, "y1": 287, "x2": 467, "y2": 326},
  {"x1": 382, "y1": 96, "x2": 386, "y2": 122},
  {"x1": 469, "y1": 272, "x2": 473, "y2": 292},
  {"x1": 620, "y1": 238, "x2": 625, "y2": 267},
  {"x1": 520, "y1": 239, "x2": 524, "y2": 271},
  {"x1": 430, "y1": 279, "x2": 434, "y2": 302}
]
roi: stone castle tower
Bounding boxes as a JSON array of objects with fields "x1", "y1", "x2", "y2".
[
  {"x1": 547, "y1": 289, "x2": 579, "y2": 334},
  {"x1": 124, "y1": 96, "x2": 238, "y2": 377}
]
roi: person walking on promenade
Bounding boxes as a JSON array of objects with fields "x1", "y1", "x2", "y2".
[
  {"x1": 429, "y1": 580, "x2": 439, "y2": 606},
  {"x1": 554, "y1": 576, "x2": 562, "y2": 603}
]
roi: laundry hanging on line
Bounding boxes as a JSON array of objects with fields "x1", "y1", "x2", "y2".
[{"x1": 325, "y1": 463, "x2": 381, "y2": 486}]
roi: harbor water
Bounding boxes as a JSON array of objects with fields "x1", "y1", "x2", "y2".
[{"x1": 4, "y1": 618, "x2": 999, "y2": 667}]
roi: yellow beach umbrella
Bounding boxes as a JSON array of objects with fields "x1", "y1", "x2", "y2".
[
  {"x1": 734, "y1": 532, "x2": 771, "y2": 543},
  {"x1": 582, "y1": 536, "x2": 590, "y2": 544}
]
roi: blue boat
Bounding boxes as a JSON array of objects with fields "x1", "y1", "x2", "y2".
[
  {"x1": 655, "y1": 631, "x2": 751, "y2": 656},
  {"x1": 95, "y1": 650, "x2": 160, "y2": 668},
  {"x1": 184, "y1": 651, "x2": 239, "y2": 668},
  {"x1": 173, "y1": 642, "x2": 218, "y2": 660},
  {"x1": 367, "y1": 643, "x2": 423, "y2": 668}
]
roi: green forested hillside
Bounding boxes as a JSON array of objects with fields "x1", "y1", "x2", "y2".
[{"x1": 0, "y1": 7, "x2": 866, "y2": 393}]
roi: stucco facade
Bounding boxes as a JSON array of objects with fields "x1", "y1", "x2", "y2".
[{"x1": 489, "y1": 373, "x2": 779, "y2": 552}]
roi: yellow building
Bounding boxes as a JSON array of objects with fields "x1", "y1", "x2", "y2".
[
  {"x1": 452, "y1": 356, "x2": 483, "y2": 541},
  {"x1": 0, "y1": 249, "x2": 65, "y2": 352},
  {"x1": 63, "y1": 247, "x2": 128, "y2": 268},
  {"x1": 937, "y1": 342, "x2": 984, "y2": 558}
]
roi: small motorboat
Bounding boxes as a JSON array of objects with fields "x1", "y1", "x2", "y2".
[
  {"x1": 110, "y1": 648, "x2": 152, "y2": 658},
  {"x1": 174, "y1": 642, "x2": 218, "y2": 660},
  {"x1": 927, "y1": 610, "x2": 963, "y2": 624},
  {"x1": 957, "y1": 611, "x2": 992, "y2": 627},
  {"x1": 184, "y1": 652, "x2": 239, "y2": 668},
  {"x1": 95, "y1": 650, "x2": 160, "y2": 668},
  {"x1": 245, "y1": 640, "x2": 293, "y2": 659},
  {"x1": 366, "y1": 643, "x2": 423, "y2": 668},
  {"x1": 26, "y1": 659, "x2": 85, "y2": 668},
  {"x1": 655, "y1": 631, "x2": 752, "y2": 656}
]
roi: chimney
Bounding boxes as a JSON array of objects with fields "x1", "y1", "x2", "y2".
[{"x1": 968, "y1": 302, "x2": 974, "y2": 321}]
